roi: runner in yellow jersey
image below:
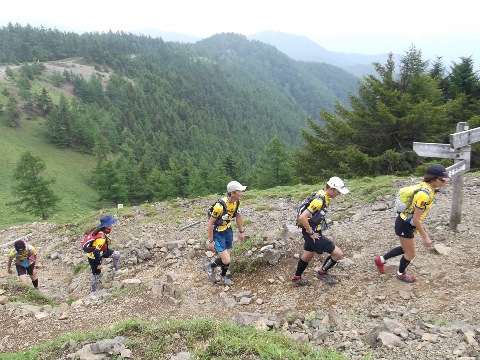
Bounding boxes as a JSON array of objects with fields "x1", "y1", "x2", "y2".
[
  {"x1": 374, "y1": 164, "x2": 450, "y2": 282},
  {"x1": 292, "y1": 177, "x2": 350, "y2": 287},
  {"x1": 204, "y1": 181, "x2": 246, "y2": 286}
]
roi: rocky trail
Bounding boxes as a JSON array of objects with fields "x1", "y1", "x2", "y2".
[{"x1": 1, "y1": 176, "x2": 480, "y2": 359}]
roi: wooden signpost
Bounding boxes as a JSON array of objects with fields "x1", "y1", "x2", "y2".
[{"x1": 413, "y1": 122, "x2": 480, "y2": 230}]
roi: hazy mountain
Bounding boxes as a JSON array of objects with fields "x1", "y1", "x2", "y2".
[
  {"x1": 248, "y1": 31, "x2": 394, "y2": 77},
  {"x1": 132, "y1": 28, "x2": 392, "y2": 77}
]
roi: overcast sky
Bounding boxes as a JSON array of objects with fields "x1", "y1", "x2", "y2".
[{"x1": 1, "y1": 0, "x2": 478, "y2": 66}]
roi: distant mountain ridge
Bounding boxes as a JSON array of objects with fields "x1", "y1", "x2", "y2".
[
  {"x1": 248, "y1": 30, "x2": 389, "y2": 76},
  {"x1": 144, "y1": 28, "x2": 391, "y2": 77}
]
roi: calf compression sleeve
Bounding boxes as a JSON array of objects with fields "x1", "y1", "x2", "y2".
[
  {"x1": 383, "y1": 246, "x2": 404, "y2": 261},
  {"x1": 399, "y1": 256, "x2": 410, "y2": 274},
  {"x1": 295, "y1": 258, "x2": 309, "y2": 277},
  {"x1": 321, "y1": 255, "x2": 337, "y2": 272},
  {"x1": 212, "y1": 258, "x2": 224, "y2": 268},
  {"x1": 221, "y1": 264, "x2": 229, "y2": 277}
]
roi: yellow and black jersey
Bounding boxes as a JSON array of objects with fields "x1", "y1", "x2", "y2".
[
  {"x1": 400, "y1": 182, "x2": 436, "y2": 222},
  {"x1": 306, "y1": 190, "x2": 330, "y2": 213},
  {"x1": 305, "y1": 190, "x2": 330, "y2": 227},
  {"x1": 9, "y1": 245, "x2": 37, "y2": 267},
  {"x1": 210, "y1": 197, "x2": 241, "y2": 232}
]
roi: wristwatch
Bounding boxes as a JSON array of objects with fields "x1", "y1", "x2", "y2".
[
  {"x1": 208, "y1": 240, "x2": 214, "y2": 243},
  {"x1": 308, "y1": 231, "x2": 315, "y2": 235}
]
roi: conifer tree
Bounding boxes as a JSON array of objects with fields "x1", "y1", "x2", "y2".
[
  {"x1": 254, "y1": 135, "x2": 293, "y2": 189},
  {"x1": 10, "y1": 151, "x2": 59, "y2": 220},
  {"x1": 294, "y1": 46, "x2": 446, "y2": 182}
]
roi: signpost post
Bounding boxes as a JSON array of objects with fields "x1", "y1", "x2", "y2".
[{"x1": 413, "y1": 122, "x2": 479, "y2": 230}]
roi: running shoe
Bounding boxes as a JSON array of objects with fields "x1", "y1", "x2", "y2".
[
  {"x1": 220, "y1": 276, "x2": 232, "y2": 286},
  {"x1": 204, "y1": 263, "x2": 217, "y2": 282},
  {"x1": 292, "y1": 277, "x2": 312, "y2": 287},
  {"x1": 396, "y1": 272, "x2": 416, "y2": 283},
  {"x1": 374, "y1": 256, "x2": 385, "y2": 274},
  {"x1": 316, "y1": 271, "x2": 338, "y2": 284}
]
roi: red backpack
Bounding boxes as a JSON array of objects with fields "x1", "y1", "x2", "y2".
[{"x1": 81, "y1": 229, "x2": 105, "y2": 253}]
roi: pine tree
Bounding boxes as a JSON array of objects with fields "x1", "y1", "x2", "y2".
[
  {"x1": 9, "y1": 151, "x2": 59, "y2": 220},
  {"x1": 254, "y1": 135, "x2": 293, "y2": 189},
  {"x1": 294, "y1": 46, "x2": 446, "y2": 182}
]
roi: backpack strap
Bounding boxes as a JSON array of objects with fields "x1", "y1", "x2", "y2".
[
  {"x1": 405, "y1": 187, "x2": 433, "y2": 215},
  {"x1": 233, "y1": 199, "x2": 240, "y2": 217}
]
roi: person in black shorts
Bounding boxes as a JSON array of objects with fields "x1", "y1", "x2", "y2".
[
  {"x1": 7, "y1": 239, "x2": 39, "y2": 289},
  {"x1": 374, "y1": 164, "x2": 450, "y2": 282},
  {"x1": 292, "y1": 177, "x2": 350, "y2": 286}
]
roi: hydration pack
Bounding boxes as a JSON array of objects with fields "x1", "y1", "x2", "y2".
[
  {"x1": 81, "y1": 229, "x2": 105, "y2": 253},
  {"x1": 207, "y1": 198, "x2": 239, "y2": 226},
  {"x1": 394, "y1": 185, "x2": 431, "y2": 213},
  {"x1": 295, "y1": 191, "x2": 327, "y2": 228}
]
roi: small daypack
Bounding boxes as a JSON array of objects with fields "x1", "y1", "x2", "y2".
[
  {"x1": 207, "y1": 198, "x2": 239, "y2": 226},
  {"x1": 81, "y1": 229, "x2": 105, "y2": 253},
  {"x1": 394, "y1": 185, "x2": 431, "y2": 213},
  {"x1": 295, "y1": 191, "x2": 327, "y2": 228}
]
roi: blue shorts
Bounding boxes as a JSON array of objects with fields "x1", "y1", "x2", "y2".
[
  {"x1": 213, "y1": 227, "x2": 233, "y2": 253},
  {"x1": 302, "y1": 230, "x2": 335, "y2": 254},
  {"x1": 395, "y1": 215, "x2": 415, "y2": 239}
]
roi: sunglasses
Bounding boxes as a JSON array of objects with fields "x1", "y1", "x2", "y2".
[{"x1": 437, "y1": 178, "x2": 447, "y2": 183}]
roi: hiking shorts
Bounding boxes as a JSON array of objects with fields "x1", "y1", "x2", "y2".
[
  {"x1": 16, "y1": 263, "x2": 35, "y2": 276},
  {"x1": 213, "y1": 227, "x2": 233, "y2": 253},
  {"x1": 395, "y1": 215, "x2": 415, "y2": 239},
  {"x1": 302, "y1": 230, "x2": 335, "y2": 254}
]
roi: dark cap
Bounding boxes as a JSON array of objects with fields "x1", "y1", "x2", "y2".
[
  {"x1": 14, "y1": 240, "x2": 26, "y2": 252},
  {"x1": 427, "y1": 164, "x2": 450, "y2": 179}
]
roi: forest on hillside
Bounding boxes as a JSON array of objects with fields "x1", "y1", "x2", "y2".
[{"x1": 1, "y1": 23, "x2": 480, "y2": 211}]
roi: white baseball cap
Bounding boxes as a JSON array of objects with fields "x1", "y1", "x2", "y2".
[
  {"x1": 227, "y1": 181, "x2": 247, "y2": 193},
  {"x1": 327, "y1": 177, "x2": 349, "y2": 194}
]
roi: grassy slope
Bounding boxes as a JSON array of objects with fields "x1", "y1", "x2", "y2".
[{"x1": 0, "y1": 119, "x2": 98, "y2": 229}]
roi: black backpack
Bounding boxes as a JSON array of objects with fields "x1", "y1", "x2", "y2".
[
  {"x1": 295, "y1": 191, "x2": 327, "y2": 228},
  {"x1": 207, "y1": 198, "x2": 240, "y2": 226}
]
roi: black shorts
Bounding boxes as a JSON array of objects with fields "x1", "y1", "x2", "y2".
[
  {"x1": 394, "y1": 215, "x2": 415, "y2": 239},
  {"x1": 302, "y1": 230, "x2": 335, "y2": 254},
  {"x1": 88, "y1": 248, "x2": 115, "y2": 275},
  {"x1": 16, "y1": 263, "x2": 34, "y2": 276}
]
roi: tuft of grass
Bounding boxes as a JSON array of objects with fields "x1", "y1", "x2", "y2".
[
  {"x1": 255, "y1": 205, "x2": 276, "y2": 211},
  {"x1": 229, "y1": 238, "x2": 266, "y2": 273},
  {"x1": 73, "y1": 260, "x2": 87, "y2": 275},
  {"x1": 104, "y1": 285, "x2": 135, "y2": 302},
  {"x1": 0, "y1": 318, "x2": 347, "y2": 360},
  {"x1": 2, "y1": 279, "x2": 56, "y2": 306}
]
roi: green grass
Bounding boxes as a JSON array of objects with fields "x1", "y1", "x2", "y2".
[
  {"x1": 0, "y1": 318, "x2": 347, "y2": 360},
  {"x1": 0, "y1": 119, "x2": 98, "y2": 229},
  {"x1": 246, "y1": 176, "x2": 398, "y2": 207},
  {"x1": 1, "y1": 279, "x2": 56, "y2": 306},
  {"x1": 104, "y1": 285, "x2": 136, "y2": 302}
]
